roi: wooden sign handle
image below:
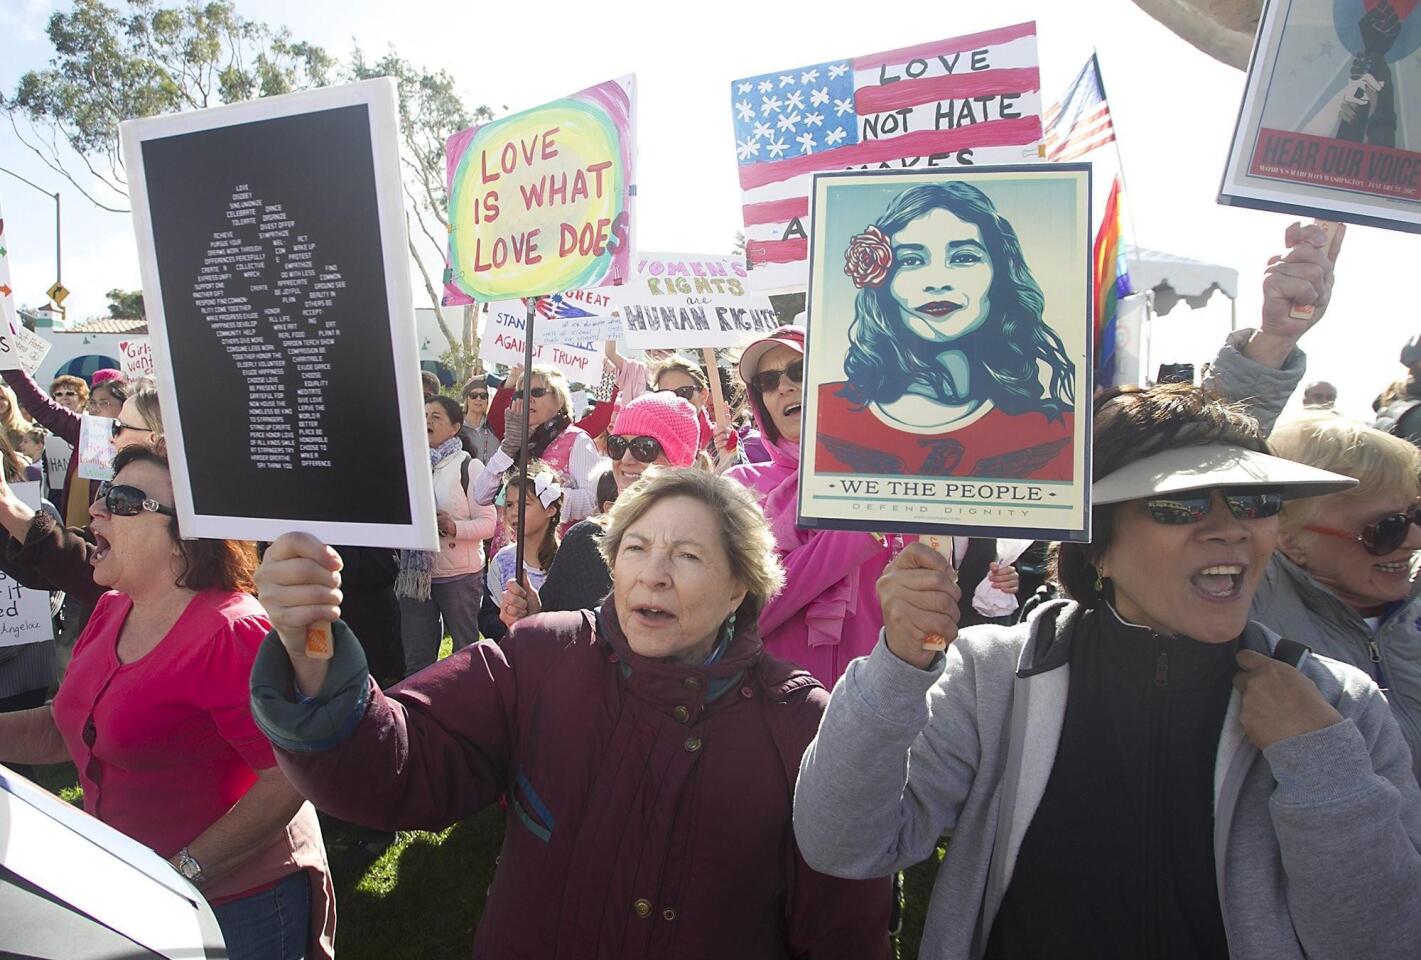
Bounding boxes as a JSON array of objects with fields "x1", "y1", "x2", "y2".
[
  {"x1": 919, "y1": 534, "x2": 960, "y2": 653},
  {"x1": 1288, "y1": 220, "x2": 1342, "y2": 321},
  {"x1": 702, "y1": 347, "x2": 727, "y2": 427},
  {"x1": 305, "y1": 621, "x2": 334, "y2": 660}
]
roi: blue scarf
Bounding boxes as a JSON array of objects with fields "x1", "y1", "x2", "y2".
[{"x1": 396, "y1": 436, "x2": 464, "y2": 601}]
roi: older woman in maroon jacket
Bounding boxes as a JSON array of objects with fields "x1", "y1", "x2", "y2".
[{"x1": 251, "y1": 468, "x2": 891, "y2": 959}]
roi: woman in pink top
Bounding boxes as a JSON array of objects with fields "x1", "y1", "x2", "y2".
[
  {"x1": 0, "y1": 444, "x2": 334, "y2": 960},
  {"x1": 724, "y1": 326, "x2": 908, "y2": 687}
]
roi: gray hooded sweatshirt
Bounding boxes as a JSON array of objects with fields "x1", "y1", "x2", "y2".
[{"x1": 793, "y1": 601, "x2": 1421, "y2": 959}]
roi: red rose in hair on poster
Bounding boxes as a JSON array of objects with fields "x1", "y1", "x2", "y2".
[{"x1": 844, "y1": 226, "x2": 892, "y2": 288}]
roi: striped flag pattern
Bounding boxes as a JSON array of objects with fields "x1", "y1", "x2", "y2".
[
  {"x1": 731, "y1": 22, "x2": 1044, "y2": 291},
  {"x1": 1093, "y1": 176, "x2": 1133, "y2": 387},
  {"x1": 1042, "y1": 54, "x2": 1115, "y2": 162}
]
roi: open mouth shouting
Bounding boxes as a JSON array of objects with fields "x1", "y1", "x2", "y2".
[
  {"x1": 90, "y1": 531, "x2": 113, "y2": 565},
  {"x1": 782, "y1": 401, "x2": 802, "y2": 419},
  {"x1": 1191, "y1": 563, "x2": 1246, "y2": 602},
  {"x1": 915, "y1": 300, "x2": 964, "y2": 318},
  {"x1": 630, "y1": 603, "x2": 677, "y2": 628}
]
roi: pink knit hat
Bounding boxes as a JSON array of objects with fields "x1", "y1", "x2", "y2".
[
  {"x1": 612, "y1": 392, "x2": 701, "y2": 467},
  {"x1": 91, "y1": 368, "x2": 124, "y2": 387}
]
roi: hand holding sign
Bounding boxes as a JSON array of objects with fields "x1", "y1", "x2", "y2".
[
  {"x1": 876, "y1": 543, "x2": 962, "y2": 669},
  {"x1": 254, "y1": 532, "x2": 344, "y2": 689}
]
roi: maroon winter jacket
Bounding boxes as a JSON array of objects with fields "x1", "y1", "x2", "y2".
[{"x1": 260, "y1": 605, "x2": 892, "y2": 959}]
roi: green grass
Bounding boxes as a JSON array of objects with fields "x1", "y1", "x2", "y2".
[{"x1": 26, "y1": 635, "x2": 943, "y2": 958}]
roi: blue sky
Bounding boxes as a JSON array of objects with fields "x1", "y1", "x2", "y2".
[{"x1": 0, "y1": 0, "x2": 1415, "y2": 420}]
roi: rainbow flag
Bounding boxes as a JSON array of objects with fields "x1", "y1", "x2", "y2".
[{"x1": 1092, "y1": 176, "x2": 1132, "y2": 387}]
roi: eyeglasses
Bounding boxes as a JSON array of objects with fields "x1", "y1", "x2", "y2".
[
  {"x1": 516, "y1": 387, "x2": 550, "y2": 399},
  {"x1": 465, "y1": 391, "x2": 489, "y2": 401},
  {"x1": 657, "y1": 385, "x2": 701, "y2": 402},
  {"x1": 96, "y1": 481, "x2": 176, "y2": 517},
  {"x1": 750, "y1": 358, "x2": 804, "y2": 394},
  {"x1": 1305, "y1": 507, "x2": 1421, "y2": 556},
  {"x1": 607, "y1": 434, "x2": 665, "y2": 464},
  {"x1": 110, "y1": 420, "x2": 153, "y2": 440},
  {"x1": 1144, "y1": 487, "x2": 1284, "y2": 525},
  {"x1": 52, "y1": 390, "x2": 79, "y2": 399}
]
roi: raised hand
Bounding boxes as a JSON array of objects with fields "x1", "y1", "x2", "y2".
[
  {"x1": 499, "y1": 572, "x2": 542, "y2": 628},
  {"x1": 876, "y1": 543, "x2": 962, "y2": 669},
  {"x1": 1260, "y1": 221, "x2": 1346, "y2": 339},
  {"x1": 255, "y1": 533, "x2": 343, "y2": 694}
]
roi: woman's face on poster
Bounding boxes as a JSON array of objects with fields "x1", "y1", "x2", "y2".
[{"x1": 888, "y1": 208, "x2": 994, "y2": 344}]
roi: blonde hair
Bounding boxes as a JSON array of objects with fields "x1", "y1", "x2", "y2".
[
  {"x1": 652, "y1": 354, "x2": 709, "y2": 391},
  {"x1": 599, "y1": 468, "x2": 784, "y2": 620},
  {"x1": 1270, "y1": 413, "x2": 1421, "y2": 530},
  {"x1": 509, "y1": 366, "x2": 572, "y2": 421},
  {"x1": 0, "y1": 383, "x2": 30, "y2": 448},
  {"x1": 129, "y1": 377, "x2": 165, "y2": 442}
]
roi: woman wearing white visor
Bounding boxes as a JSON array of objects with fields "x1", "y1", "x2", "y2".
[{"x1": 794, "y1": 383, "x2": 1421, "y2": 960}]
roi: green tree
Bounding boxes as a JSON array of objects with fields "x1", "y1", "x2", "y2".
[
  {"x1": 105, "y1": 287, "x2": 144, "y2": 320},
  {"x1": 3, "y1": 0, "x2": 334, "y2": 212},
  {"x1": 348, "y1": 48, "x2": 494, "y2": 380}
]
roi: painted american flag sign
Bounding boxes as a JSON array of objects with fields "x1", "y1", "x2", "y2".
[{"x1": 730, "y1": 21, "x2": 1044, "y2": 291}]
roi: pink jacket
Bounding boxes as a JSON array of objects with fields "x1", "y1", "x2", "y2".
[{"x1": 724, "y1": 409, "x2": 905, "y2": 687}]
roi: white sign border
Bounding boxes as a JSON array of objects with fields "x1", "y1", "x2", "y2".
[{"x1": 121, "y1": 78, "x2": 438, "y2": 550}]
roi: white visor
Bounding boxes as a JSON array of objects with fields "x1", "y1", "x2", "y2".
[{"x1": 1092, "y1": 443, "x2": 1357, "y2": 505}]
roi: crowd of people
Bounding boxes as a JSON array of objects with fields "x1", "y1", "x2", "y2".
[{"x1": 0, "y1": 217, "x2": 1419, "y2": 959}]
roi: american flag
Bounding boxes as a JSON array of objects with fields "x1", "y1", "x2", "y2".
[
  {"x1": 731, "y1": 22, "x2": 1044, "y2": 291},
  {"x1": 1042, "y1": 55, "x2": 1115, "y2": 162}
]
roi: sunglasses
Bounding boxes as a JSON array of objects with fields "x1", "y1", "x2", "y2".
[
  {"x1": 465, "y1": 391, "x2": 489, "y2": 401},
  {"x1": 607, "y1": 434, "x2": 665, "y2": 463},
  {"x1": 1306, "y1": 507, "x2": 1421, "y2": 557},
  {"x1": 750, "y1": 358, "x2": 804, "y2": 394},
  {"x1": 110, "y1": 420, "x2": 153, "y2": 440},
  {"x1": 513, "y1": 386, "x2": 551, "y2": 399},
  {"x1": 96, "y1": 480, "x2": 176, "y2": 517},
  {"x1": 1144, "y1": 487, "x2": 1284, "y2": 525},
  {"x1": 52, "y1": 390, "x2": 79, "y2": 399},
  {"x1": 657, "y1": 385, "x2": 701, "y2": 402}
]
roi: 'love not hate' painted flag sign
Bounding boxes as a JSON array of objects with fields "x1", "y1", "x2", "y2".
[
  {"x1": 730, "y1": 22, "x2": 1043, "y2": 291},
  {"x1": 445, "y1": 76, "x2": 636, "y2": 303}
]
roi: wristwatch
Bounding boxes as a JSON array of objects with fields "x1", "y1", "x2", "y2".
[{"x1": 175, "y1": 847, "x2": 205, "y2": 885}]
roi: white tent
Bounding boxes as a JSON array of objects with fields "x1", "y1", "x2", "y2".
[{"x1": 1112, "y1": 246, "x2": 1240, "y2": 386}]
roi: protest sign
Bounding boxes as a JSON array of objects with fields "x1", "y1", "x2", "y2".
[
  {"x1": 480, "y1": 301, "x2": 600, "y2": 382},
  {"x1": 75, "y1": 414, "x2": 117, "y2": 481},
  {"x1": 0, "y1": 482, "x2": 53, "y2": 648},
  {"x1": 531, "y1": 290, "x2": 624, "y2": 343},
  {"x1": 118, "y1": 337, "x2": 153, "y2": 379},
  {"x1": 42, "y1": 434, "x2": 70, "y2": 491},
  {"x1": 731, "y1": 23, "x2": 1044, "y2": 291},
  {"x1": 798, "y1": 165, "x2": 1092, "y2": 542},
  {"x1": 444, "y1": 76, "x2": 636, "y2": 302},
  {"x1": 1221, "y1": 0, "x2": 1421, "y2": 232},
  {"x1": 0, "y1": 323, "x2": 49, "y2": 374},
  {"x1": 121, "y1": 78, "x2": 437, "y2": 550},
  {"x1": 0, "y1": 201, "x2": 14, "y2": 334},
  {"x1": 613, "y1": 251, "x2": 780, "y2": 350}
]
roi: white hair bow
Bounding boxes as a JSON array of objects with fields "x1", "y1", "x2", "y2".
[{"x1": 534, "y1": 472, "x2": 563, "y2": 508}]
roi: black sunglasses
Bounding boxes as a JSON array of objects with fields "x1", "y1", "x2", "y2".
[
  {"x1": 607, "y1": 434, "x2": 664, "y2": 464},
  {"x1": 1306, "y1": 506, "x2": 1421, "y2": 556},
  {"x1": 750, "y1": 358, "x2": 804, "y2": 394},
  {"x1": 96, "y1": 480, "x2": 176, "y2": 517},
  {"x1": 516, "y1": 386, "x2": 551, "y2": 399},
  {"x1": 110, "y1": 420, "x2": 153, "y2": 440},
  {"x1": 1144, "y1": 487, "x2": 1284, "y2": 525},
  {"x1": 465, "y1": 391, "x2": 489, "y2": 400},
  {"x1": 657, "y1": 385, "x2": 701, "y2": 402}
]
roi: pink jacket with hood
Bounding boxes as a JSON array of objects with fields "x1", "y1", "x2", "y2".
[{"x1": 724, "y1": 326, "x2": 907, "y2": 686}]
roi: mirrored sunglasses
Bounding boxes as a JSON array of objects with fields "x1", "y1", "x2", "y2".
[
  {"x1": 1144, "y1": 487, "x2": 1284, "y2": 525},
  {"x1": 97, "y1": 480, "x2": 176, "y2": 517},
  {"x1": 607, "y1": 434, "x2": 664, "y2": 464},
  {"x1": 1305, "y1": 506, "x2": 1421, "y2": 557},
  {"x1": 750, "y1": 358, "x2": 804, "y2": 394}
]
